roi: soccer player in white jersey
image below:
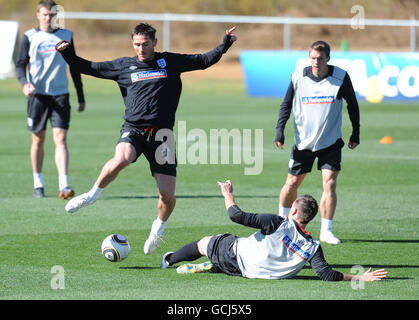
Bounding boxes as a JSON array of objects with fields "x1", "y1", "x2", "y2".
[
  {"x1": 274, "y1": 41, "x2": 360, "y2": 244},
  {"x1": 161, "y1": 180, "x2": 386, "y2": 282},
  {"x1": 16, "y1": 0, "x2": 86, "y2": 199}
]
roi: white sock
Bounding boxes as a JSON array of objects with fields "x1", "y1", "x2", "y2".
[
  {"x1": 279, "y1": 206, "x2": 291, "y2": 218},
  {"x1": 59, "y1": 175, "x2": 68, "y2": 191},
  {"x1": 321, "y1": 218, "x2": 333, "y2": 234},
  {"x1": 151, "y1": 218, "x2": 166, "y2": 236},
  {"x1": 87, "y1": 184, "x2": 103, "y2": 201},
  {"x1": 33, "y1": 173, "x2": 44, "y2": 189}
]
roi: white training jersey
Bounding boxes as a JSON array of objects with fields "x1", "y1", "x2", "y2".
[
  {"x1": 23, "y1": 28, "x2": 73, "y2": 96},
  {"x1": 291, "y1": 66, "x2": 346, "y2": 151},
  {"x1": 235, "y1": 217, "x2": 320, "y2": 280}
]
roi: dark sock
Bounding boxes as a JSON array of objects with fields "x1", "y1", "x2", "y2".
[{"x1": 167, "y1": 240, "x2": 202, "y2": 265}]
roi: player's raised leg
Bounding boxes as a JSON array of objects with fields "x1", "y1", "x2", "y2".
[
  {"x1": 319, "y1": 169, "x2": 341, "y2": 244},
  {"x1": 65, "y1": 142, "x2": 136, "y2": 213},
  {"x1": 144, "y1": 173, "x2": 176, "y2": 254}
]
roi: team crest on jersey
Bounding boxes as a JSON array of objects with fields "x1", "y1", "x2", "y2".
[
  {"x1": 157, "y1": 58, "x2": 166, "y2": 68},
  {"x1": 301, "y1": 96, "x2": 335, "y2": 104},
  {"x1": 131, "y1": 69, "x2": 167, "y2": 82}
]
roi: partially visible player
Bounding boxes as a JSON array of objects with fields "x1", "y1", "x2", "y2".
[
  {"x1": 16, "y1": 0, "x2": 86, "y2": 199},
  {"x1": 56, "y1": 23, "x2": 237, "y2": 255},
  {"x1": 161, "y1": 180, "x2": 387, "y2": 283},
  {"x1": 274, "y1": 40, "x2": 360, "y2": 244}
]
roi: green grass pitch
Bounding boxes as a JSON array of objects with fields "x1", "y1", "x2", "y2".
[{"x1": 0, "y1": 76, "x2": 418, "y2": 301}]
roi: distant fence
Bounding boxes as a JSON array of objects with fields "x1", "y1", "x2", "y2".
[{"x1": 62, "y1": 12, "x2": 419, "y2": 52}]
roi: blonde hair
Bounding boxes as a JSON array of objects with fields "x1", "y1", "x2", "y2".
[
  {"x1": 310, "y1": 40, "x2": 331, "y2": 58},
  {"x1": 37, "y1": 0, "x2": 57, "y2": 11}
]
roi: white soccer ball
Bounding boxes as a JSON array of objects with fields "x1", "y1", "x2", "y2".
[{"x1": 101, "y1": 234, "x2": 130, "y2": 262}]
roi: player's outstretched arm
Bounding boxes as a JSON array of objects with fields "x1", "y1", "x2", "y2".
[
  {"x1": 343, "y1": 267, "x2": 387, "y2": 282},
  {"x1": 225, "y1": 26, "x2": 237, "y2": 45},
  {"x1": 217, "y1": 180, "x2": 236, "y2": 210},
  {"x1": 56, "y1": 40, "x2": 70, "y2": 51},
  {"x1": 55, "y1": 40, "x2": 89, "y2": 71},
  {"x1": 56, "y1": 40, "x2": 120, "y2": 80},
  {"x1": 175, "y1": 26, "x2": 238, "y2": 73}
]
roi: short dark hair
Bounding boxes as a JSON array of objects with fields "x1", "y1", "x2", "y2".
[
  {"x1": 294, "y1": 194, "x2": 318, "y2": 224},
  {"x1": 37, "y1": 0, "x2": 57, "y2": 11},
  {"x1": 310, "y1": 40, "x2": 331, "y2": 58},
  {"x1": 131, "y1": 23, "x2": 156, "y2": 40}
]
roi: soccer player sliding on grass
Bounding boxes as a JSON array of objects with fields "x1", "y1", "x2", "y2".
[
  {"x1": 161, "y1": 180, "x2": 387, "y2": 282},
  {"x1": 55, "y1": 23, "x2": 237, "y2": 255}
]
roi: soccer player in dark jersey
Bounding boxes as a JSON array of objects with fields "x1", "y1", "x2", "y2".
[
  {"x1": 16, "y1": 0, "x2": 85, "y2": 199},
  {"x1": 274, "y1": 41, "x2": 360, "y2": 244},
  {"x1": 56, "y1": 23, "x2": 237, "y2": 254},
  {"x1": 161, "y1": 180, "x2": 387, "y2": 283}
]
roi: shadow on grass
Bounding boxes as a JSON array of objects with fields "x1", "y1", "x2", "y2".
[
  {"x1": 330, "y1": 264, "x2": 419, "y2": 269},
  {"x1": 292, "y1": 275, "x2": 411, "y2": 281},
  {"x1": 119, "y1": 266, "x2": 160, "y2": 270},
  {"x1": 342, "y1": 239, "x2": 419, "y2": 244},
  {"x1": 103, "y1": 195, "x2": 277, "y2": 200}
]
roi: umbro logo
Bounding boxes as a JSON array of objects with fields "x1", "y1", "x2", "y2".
[{"x1": 121, "y1": 131, "x2": 130, "y2": 138}]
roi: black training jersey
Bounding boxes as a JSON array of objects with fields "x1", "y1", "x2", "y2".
[{"x1": 60, "y1": 35, "x2": 233, "y2": 129}]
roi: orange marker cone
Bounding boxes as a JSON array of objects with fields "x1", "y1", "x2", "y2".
[{"x1": 380, "y1": 136, "x2": 394, "y2": 144}]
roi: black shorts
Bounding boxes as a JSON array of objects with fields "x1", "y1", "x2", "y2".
[
  {"x1": 288, "y1": 138, "x2": 345, "y2": 175},
  {"x1": 27, "y1": 94, "x2": 71, "y2": 133},
  {"x1": 207, "y1": 233, "x2": 242, "y2": 277},
  {"x1": 117, "y1": 125, "x2": 177, "y2": 177}
]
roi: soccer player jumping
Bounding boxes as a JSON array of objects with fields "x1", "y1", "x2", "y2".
[{"x1": 56, "y1": 23, "x2": 237, "y2": 255}]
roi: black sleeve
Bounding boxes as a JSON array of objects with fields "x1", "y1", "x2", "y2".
[
  {"x1": 59, "y1": 42, "x2": 121, "y2": 81},
  {"x1": 227, "y1": 205, "x2": 284, "y2": 235},
  {"x1": 337, "y1": 73, "x2": 360, "y2": 144},
  {"x1": 68, "y1": 37, "x2": 85, "y2": 103},
  {"x1": 16, "y1": 34, "x2": 30, "y2": 86},
  {"x1": 309, "y1": 245, "x2": 344, "y2": 281},
  {"x1": 174, "y1": 34, "x2": 234, "y2": 73},
  {"x1": 275, "y1": 80, "x2": 294, "y2": 144}
]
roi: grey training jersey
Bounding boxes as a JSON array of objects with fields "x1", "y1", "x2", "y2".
[
  {"x1": 292, "y1": 66, "x2": 346, "y2": 151},
  {"x1": 236, "y1": 217, "x2": 320, "y2": 279},
  {"x1": 22, "y1": 28, "x2": 73, "y2": 96}
]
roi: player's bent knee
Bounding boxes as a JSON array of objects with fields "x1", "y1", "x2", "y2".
[
  {"x1": 285, "y1": 175, "x2": 303, "y2": 189},
  {"x1": 197, "y1": 236, "x2": 212, "y2": 256},
  {"x1": 159, "y1": 192, "x2": 176, "y2": 204},
  {"x1": 324, "y1": 178, "x2": 337, "y2": 192},
  {"x1": 112, "y1": 155, "x2": 133, "y2": 169}
]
